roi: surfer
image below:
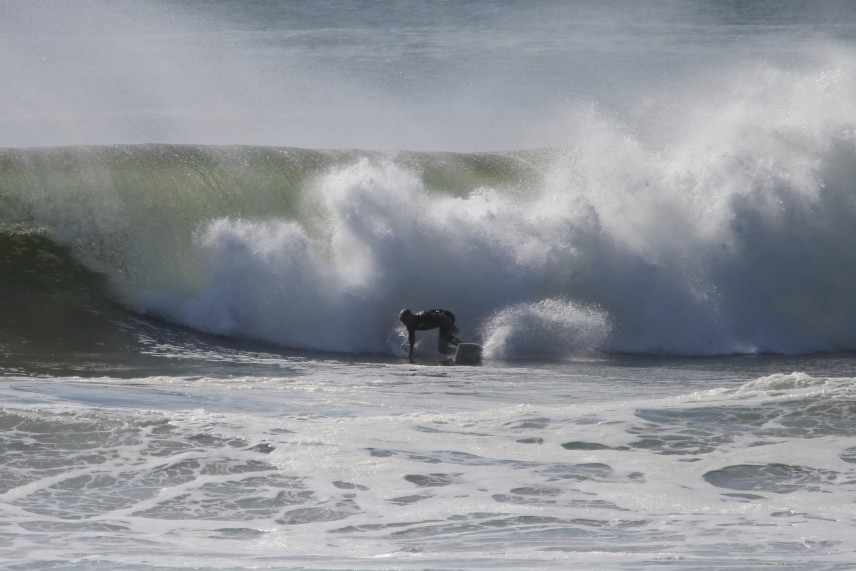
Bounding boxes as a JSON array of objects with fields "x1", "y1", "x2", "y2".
[{"x1": 399, "y1": 308, "x2": 462, "y2": 361}]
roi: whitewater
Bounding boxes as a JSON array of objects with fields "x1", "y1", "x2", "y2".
[{"x1": 3, "y1": 1, "x2": 856, "y2": 569}]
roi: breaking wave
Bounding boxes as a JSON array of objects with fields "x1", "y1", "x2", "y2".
[{"x1": 4, "y1": 60, "x2": 856, "y2": 357}]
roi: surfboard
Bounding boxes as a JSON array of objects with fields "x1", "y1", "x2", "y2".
[{"x1": 454, "y1": 343, "x2": 482, "y2": 365}]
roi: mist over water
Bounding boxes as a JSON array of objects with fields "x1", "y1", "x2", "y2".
[{"x1": 3, "y1": 0, "x2": 856, "y2": 150}]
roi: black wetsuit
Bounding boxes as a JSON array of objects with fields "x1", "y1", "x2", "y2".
[{"x1": 405, "y1": 309, "x2": 462, "y2": 356}]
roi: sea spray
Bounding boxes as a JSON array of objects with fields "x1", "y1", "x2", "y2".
[
  {"x1": 535, "y1": 62, "x2": 856, "y2": 354},
  {"x1": 481, "y1": 299, "x2": 611, "y2": 359}
]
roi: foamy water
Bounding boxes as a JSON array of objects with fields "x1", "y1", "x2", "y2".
[{"x1": 3, "y1": 355, "x2": 856, "y2": 570}]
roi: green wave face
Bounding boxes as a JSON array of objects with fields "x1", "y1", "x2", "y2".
[{"x1": 0, "y1": 232, "x2": 137, "y2": 373}]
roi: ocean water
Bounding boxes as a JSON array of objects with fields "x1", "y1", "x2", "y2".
[{"x1": 4, "y1": 1, "x2": 856, "y2": 569}]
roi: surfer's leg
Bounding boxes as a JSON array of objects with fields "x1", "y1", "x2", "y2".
[{"x1": 438, "y1": 328, "x2": 458, "y2": 354}]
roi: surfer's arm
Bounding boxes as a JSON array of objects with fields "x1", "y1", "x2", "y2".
[{"x1": 407, "y1": 328, "x2": 416, "y2": 360}]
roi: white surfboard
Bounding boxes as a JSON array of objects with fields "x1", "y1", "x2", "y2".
[{"x1": 454, "y1": 343, "x2": 482, "y2": 365}]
